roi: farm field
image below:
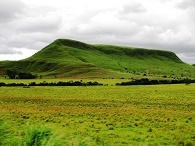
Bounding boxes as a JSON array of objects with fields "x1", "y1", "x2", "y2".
[{"x1": 0, "y1": 83, "x2": 195, "y2": 145}]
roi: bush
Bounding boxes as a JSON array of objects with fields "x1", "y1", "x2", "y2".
[
  {"x1": 22, "y1": 125, "x2": 53, "y2": 146},
  {"x1": 6, "y1": 69, "x2": 37, "y2": 79},
  {"x1": 0, "y1": 119, "x2": 18, "y2": 145},
  {"x1": 116, "y1": 78, "x2": 195, "y2": 86},
  {"x1": 22, "y1": 125, "x2": 67, "y2": 146}
]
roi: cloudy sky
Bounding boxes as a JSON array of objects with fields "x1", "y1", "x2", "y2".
[{"x1": 0, "y1": 0, "x2": 195, "y2": 64}]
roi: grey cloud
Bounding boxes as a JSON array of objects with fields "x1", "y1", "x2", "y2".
[
  {"x1": 183, "y1": 53, "x2": 195, "y2": 57},
  {"x1": 177, "y1": 0, "x2": 195, "y2": 9},
  {"x1": 0, "y1": 45, "x2": 22, "y2": 55},
  {"x1": 0, "y1": 2, "x2": 63, "y2": 55},
  {"x1": 2, "y1": 32, "x2": 57, "y2": 51},
  {"x1": 158, "y1": 0, "x2": 173, "y2": 2},
  {"x1": 119, "y1": 3, "x2": 146, "y2": 14},
  {"x1": 0, "y1": 0, "x2": 24, "y2": 23},
  {"x1": 9, "y1": 4, "x2": 63, "y2": 34},
  {"x1": 13, "y1": 15, "x2": 62, "y2": 33},
  {"x1": 177, "y1": 53, "x2": 195, "y2": 64}
]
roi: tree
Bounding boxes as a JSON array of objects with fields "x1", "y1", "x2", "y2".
[
  {"x1": 185, "y1": 78, "x2": 191, "y2": 85},
  {"x1": 6, "y1": 69, "x2": 17, "y2": 79},
  {"x1": 18, "y1": 72, "x2": 36, "y2": 79},
  {"x1": 6, "y1": 69, "x2": 36, "y2": 79}
]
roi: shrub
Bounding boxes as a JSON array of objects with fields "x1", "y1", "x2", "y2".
[
  {"x1": 185, "y1": 78, "x2": 191, "y2": 85},
  {"x1": 22, "y1": 125, "x2": 52, "y2": 146},
  {"x1": 0, "y1": 119, "x2": 18, "y2": 145},
  {"x1": 22, "y1": 125, "x2": 66, "y2": 146}
]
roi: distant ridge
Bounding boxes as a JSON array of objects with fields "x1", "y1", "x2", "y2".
[{"x1": 0, "y1": 38, "x2": 194, "y2": 79}]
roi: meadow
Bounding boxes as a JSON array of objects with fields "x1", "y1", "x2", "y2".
[{"x1": 0, "y1": 82, "x2": 195, "y2": 145}]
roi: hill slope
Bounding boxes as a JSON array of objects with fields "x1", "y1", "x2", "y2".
[{"x1": 0, "y1": 39, "x2": 195, "y2": 79}]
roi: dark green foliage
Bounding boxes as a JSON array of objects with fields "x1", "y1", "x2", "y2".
[
  {"x1": 6, "y1": 69, "x2": 17, "y2": 79},
  {"x1": 0, "y1": 119, "x2": 10, "y2": 145},
  {"x1": 0, "y1": 119, "x2": 18, "y2": 145},
  {"x1": 18, "y1": 72, "x2": 37, "y2": 79},
  {"x1": 23, "y1": 125, "x2": 52, "y2": 146},
  {"x1": 116, "y1": 78, "x2": 195, "y2": 86},
  {"x1": 0, "y1": 82, "x2": 6, "y2": 86},
  {"x1": 185, "y1": 78, "x2": 191, "y2": 85},
  {"x1": 0, "y1": 81, "x2": 103, "y2": 86},
  {"x1": 57, "y1": 39, "x2": 94, "y2": 50},
  {"x1": 6, "y1": 69, "x2": 37, "y2": 79},
  {"x1": 95, "y1": 44, "x2": 182, "y2": 62}
]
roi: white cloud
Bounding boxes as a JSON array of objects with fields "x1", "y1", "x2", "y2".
[
  {"x1": 75, "y1": 11, "x2": 139, "y2": 36},
  {"x1": 0, "y1": 48, "x2": 36, "y2": 61}
]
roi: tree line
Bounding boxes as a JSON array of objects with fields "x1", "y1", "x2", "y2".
[
  {"x1": 0, "y1": 81, "x2": 103, "y2": 87},
  {"x1": 116, "y1": 78, "x2": 194, "y2": 86},
  {"x1": 6, "y1": 69, "x2": 37, "y2": 79}
]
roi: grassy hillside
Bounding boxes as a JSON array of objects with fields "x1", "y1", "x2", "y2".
[{"x1": 0, "y1": 39, "x2": 195, "y2": 79}]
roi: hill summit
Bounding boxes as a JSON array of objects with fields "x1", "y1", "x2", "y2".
[{"x1": 0, "y1": 38, "x2": 194, "y2": 79}]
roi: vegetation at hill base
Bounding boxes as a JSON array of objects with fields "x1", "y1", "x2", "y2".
[
  {"x1": 0, "y1": 78, "x2": 194, "y2": 87},
  {"x1": 0, "y1": 38, "x2": 195, "y2": 79},
  {"x1": 0, "y1": 80, "x2": 103, "y2": 87},
  {"x1": 6, "y1": 69, "x2": 37, "y2": 79},
  {"x1": 116, "y1": 78, "x2": 194, "y2": 86}
]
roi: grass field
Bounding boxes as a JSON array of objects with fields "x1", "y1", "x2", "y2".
[{"x1": 0, "y1": 82, "x2": 195, "y2": 145}]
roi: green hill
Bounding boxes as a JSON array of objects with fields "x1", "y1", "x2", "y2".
[{"x1": 0, "y1": 38, "x2": 195, "y2": 79}]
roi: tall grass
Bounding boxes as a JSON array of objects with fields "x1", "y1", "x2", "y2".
[
  {"x1": 0, "y1": 119, "x2": 97, "y2": 146},
  {"x1": 22, "y1": 125, "x2": 65, "y2": 146},
  {"x1": 0, "y1": 119, "x2": 10, "y2": 145},
  {"x1": 0, "y1": 118, "x2": 19, "y2": 145}
]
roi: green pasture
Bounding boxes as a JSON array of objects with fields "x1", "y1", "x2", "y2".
[{"x1": 0, "y1": 84, "x2": 195, "y2": 145}]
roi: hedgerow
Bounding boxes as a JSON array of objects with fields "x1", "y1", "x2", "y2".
[{"x1": 0, "y1": 81, "x2": 103, "y2": 87}]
